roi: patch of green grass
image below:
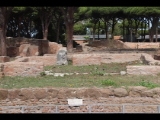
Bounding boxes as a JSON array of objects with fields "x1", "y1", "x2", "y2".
[
  {"x1": 138, "y1": 80, "x2": 158, "y2": 89},
  {"x1": 0, "y1": 60, "x2": 159, "y2": 89},
  {"x1": 44, "y1": 60, "x2": 143, "y2": 73},
  {"x1": 1, "y1": 74, "x2": 160, "y2": 89},
  {"x1": 101, "y1": 79, "x2": 116, "y2": 86},
  {"x1": 91, "y1": 70, "x2": 105, "y2": 76}
]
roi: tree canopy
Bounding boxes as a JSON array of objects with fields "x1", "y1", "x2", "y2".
[{"x1": 1, "y1": 7, "x2": 160, "y2": 55}]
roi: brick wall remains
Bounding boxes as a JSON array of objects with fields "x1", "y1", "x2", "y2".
[
  {"x1": 1, "y1": 87, "x2": 160, "y2": 113},
  {"x1": 2, "y1": 61, "x2": 44, "y2": 77},
  {"x1": 0, "y1": 37, "x2": 63, "y2": 57},
  {"x1": 72, "y1": 53, "x2": 142, "y2": 66}
]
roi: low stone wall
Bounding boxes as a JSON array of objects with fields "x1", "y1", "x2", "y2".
[
  {"x1": 124, "y1": 42, "x2": 160, "y2": 49},
  {"x1": 48, "y1": 42, "x2": 63, "y2": 54},
  {"x1": 13, "y1": 55, "x2": 57, "y2": 66},
  {"x1": 1, "y1": 104, "x2": 160, "y2": 113},
  {"x1": 2, "y1": 62, "x2": 44, "y2": 77},
  {"x1": 140, "y1": 53, "x2": 160, "y2": 65},
  {"x1": 1, "y1": 87, "x2": 160, "y2": 113},
  {"x1": 90, "y1": 40, "x2": 160, "y2": 49},
  {"x1": 126, "y1": 53, "x2": 160, "y2": 75},
  {"x1": 127, "y1": 66, "x2": 160, "y2": 75},
  {"x1": 72, "y1": 53, "x2": 142, "y2": 66},
  {"x1": 0, "y1": 37, "x2": 63, "y2": 57},
  {"x1": 0, "y1": 55, "x2": 59, "y2": 77}
]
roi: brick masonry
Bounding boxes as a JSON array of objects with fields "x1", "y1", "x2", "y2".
[
  {"x1": 1, "y1": 87, "x2": 160, "y2": 113},
  {"x1": 72, "y1": 53, "x2": 142, "y2": 66},
  {"x1": 0, "y1": 37, "x2": 63, "y2": 57}
]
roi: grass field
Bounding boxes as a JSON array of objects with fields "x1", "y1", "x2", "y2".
[{"x1": 0, "y1": 60, "x2": 159, "y2": 89}]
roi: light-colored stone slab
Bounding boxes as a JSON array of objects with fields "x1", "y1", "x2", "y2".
[{"x1": 67, "y1": 99, "x2": 83, "y2": 106}]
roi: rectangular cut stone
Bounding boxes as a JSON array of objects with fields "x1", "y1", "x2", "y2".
[
  {"x1": 127, "y1": 66, "x2": 160, "y2": 75},
  {"x1": 67, "y1": 99, "x2": 83, "y2": 106}
]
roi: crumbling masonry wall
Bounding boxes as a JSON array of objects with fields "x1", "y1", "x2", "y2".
[
  {"x1": 0, "y1": 37, "x2": 63, "y2": 57},
  {"x1": 1, "y1": 87, "x2": 160, "y2": 113}
]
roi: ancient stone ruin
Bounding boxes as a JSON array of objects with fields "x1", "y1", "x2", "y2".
[
  {"x1": 1, "y1": 38, "x2": 160, "y2": 77},
  {"x1": 0, "y1": 37, "x2": 64, "y2": 77}
]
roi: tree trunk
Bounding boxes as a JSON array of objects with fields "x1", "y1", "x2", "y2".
[
  {"x1": 106, "y1": 22, "x2": 109, "y2": 40},
  {"x1": 111, "y1": 18, "x2": 117, "y2": 39},
  {"x1": 43, "y1": 30, "x2": 48, "y2": 40},
  {"x1": 130, "y1": 28, "x2": 132, "y2": 42},
  {"x1": 65, "y1": 22, "x2": 74, "y2": 53},
  {"x1": 98, "y1": 20, "x2": 100, "y2": 40},
  {"x1": 144, "y1": 20, "x2": 147, "y2": 40},
  {"x1": 41, "y1": 18, "x2": 49, "y2": 40},
  {"x1": 149, "y1": 17, "x2": 159, "y2": 42},
  {"x1": 40, "y1": 12, "x2": 52, "y2": 40},
  {"x1": 93, "y1": 23, "x2": 96, "y2": 41},
  {"x1": 18, "y1": 17, "x2": 21, "y2": 37},
  {"x1": 156, "y1": 27, "x2": 158, "y2": 42},
  {"x1": 0, "y1": 8, "x2": 7, "y2": 56},
  {"x1": 60, "y1": 7, "x2": 78, "y2": 53},
  {"x1": 104, "y1": 21, "x2": 107, "y2": 39},
  {"x1": 149, "y1": 29, "x2": 154, "y2": 42},
  {"x1": 56, "y1": 20, "x2": 60, "y2": 43},
  {"x1": 0, "y1": 29, "x2": 6, "y2": 56},
  {"x1": 123, "y1": 19, "x2": 125, "y2": 42}
]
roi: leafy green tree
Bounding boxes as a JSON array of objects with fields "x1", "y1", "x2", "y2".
[
  {"x1": 60, "y1": 7, "x2": 88, "y2": 52},
  {"x1": 73, "y1": 21, "x2": 86, "y2": 35},
  {"x1": 33, "y1": 7, "x2": 56, "y2": 40}
]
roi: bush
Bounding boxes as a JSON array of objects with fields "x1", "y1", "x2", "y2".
[
  {"x1": 91, "y1": 70, "x2": 105, "y2": 76},
  {"x1": 40, "y1": 71, "x2": 46, "y2": 76},
  {"x1": 101, "y1": 79, "x2": 116, "y2": 86},
  {"x1": 138, "y1": 80, "x2": 158, "y2": 89}
]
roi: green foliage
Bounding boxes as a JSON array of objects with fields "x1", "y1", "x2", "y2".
[
  {"x1": 12, "y1": 7, "x2": 26, "y2": 13},
  {"x1": 40, "y1": 71, "x2": 46, "y2": 76},
  {"x1": 91, "y1": 69, "x2": 105, "y2": 76},
  {"x1": 112, "y1": 22, "x2": 122, "y2": 35},
  {"x1": 138, "y1": 80, "x2": 158, "y2": 89},
  {"x1": 73, "y1": 21, "x2": 86, "y2": 35},
  {"x1": 5, "y1": 6, "x2": 160, "y2": 43},
  {"x1": 101, "y1": 79, "x2": 116, "y2": 86},
  {"x1": 84, "y1": 36, "x2": 90, "y2": 40}
]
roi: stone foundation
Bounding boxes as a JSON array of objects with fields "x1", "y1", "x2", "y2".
[
  {"x1": 3, "y1": 62, "x2": 44, "y2": 77},
  {"x1": 72, "y1": 53, "x2": 142, "y2": 66},
  {"x1": 13, "y1": 55, "x2": 57, "y2": 66},
  {"x1": 0, "y1": 55, "x2": 59, "y2": 77}
]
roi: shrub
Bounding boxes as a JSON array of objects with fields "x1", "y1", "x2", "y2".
[
  {"x1": 40, "y1": 71, "x2": 46, "y2": 76},
  {"x1": 138, "y1": 80, "x2": 158, "y2": 89},
  {"x1": 91, "y1": 70, "x2": 105, "y2": 76},
  {"x1": 101, "y1": 79, "x2": 116, "y2": 86}
]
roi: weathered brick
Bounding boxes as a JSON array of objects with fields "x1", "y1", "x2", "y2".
[{"x1": 0, "y1": 89, "x2": 8, "y2": 100}]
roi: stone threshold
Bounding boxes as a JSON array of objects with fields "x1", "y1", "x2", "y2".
[{"x1": 44, "y1": 71, "x2": 125, "y2": 77}]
